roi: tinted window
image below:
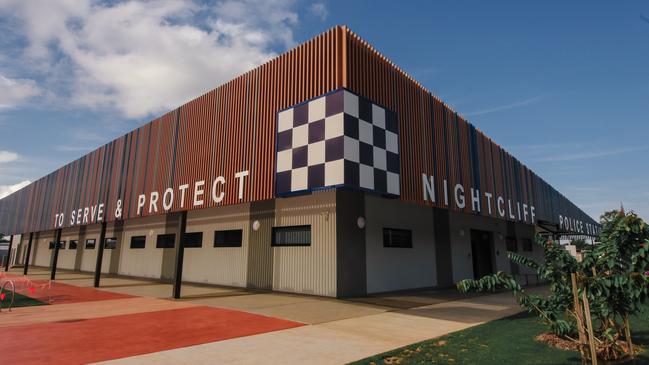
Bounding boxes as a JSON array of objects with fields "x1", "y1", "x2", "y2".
[
  {"x1": 69, "y1": 240, "x2": 78, "y2": 250},
  {"x1": 104, "y1": 237, "x2": 117, "y2": 249},
  {"x1": 522, "y1": 239, "x2": 533, "y2": 252},
  {"x1": 272, "y1": 226, "x2": 311, "y2": 246},
  {"x1": 130, "y1": 236, "x2": 146, "y2": 249},
  {"x1": 183, "y1": 232, "x2": 203, "y2": 248},
  {"x1": 85, "y1": 239, "x2": 96, "y2": 249},
  {"x1": 57, "y1": 241, "x2": 66, "y2": 249},
  {"x1": 156, "y1": 234, "x2": 175, "y2": 248},
  {"x1": 49, "y1": 241, "x2": 54, "y2": 249},
  {"x1": 383, "y1": 228, "x2": 412, "y2": 248},
  {"x1": 214, "y1": 229, "x2": 243, "y2": 247},
  {"x1": 505, "y1": 237, "x2": 517, "y2": 252}
]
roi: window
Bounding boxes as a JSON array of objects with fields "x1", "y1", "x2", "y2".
[
  {"x1": 85, "y1": 239, "x2": 96, "y2": 249},
  {"x1": 69, "y1": 240, "x2": 78, "y2": 250},
  {"x1": 49, "y1": 241, "x2": 54, "y2": 249},
  {"x1": 383, "y1": 228, "x2": 412, "y2": 248},
  {"x1": 156, "y1": 234, "x2": 175, "y2": 248},
  {"x1": 522, "y1": 239, "x2": 533, "y2": 252},
  {"x1": 505, "y1": 237, "x2": 517, "y2": 252},
  {"x1": 183, "y1": 232, "x2": 203, "y2": 248},
  {"x1": 130, "y1": 236, "x2": 146, "y2": 249},
  {"x1": 272, "y1": 225, "x2": 311, "y2": 246},
  {"x1": 57, "y1": 241, "x2": 66, "y2": 249},
  {"x1": 104, "y1": 237, "x2": 117, "y2": 249},
  {"x1": 214, "y1": 229, "x2": 243, "y2": 247}
]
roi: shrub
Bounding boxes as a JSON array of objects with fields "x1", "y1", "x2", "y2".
[{"x1": 457, "y1": 210, "x2": 649, "y2": 362}]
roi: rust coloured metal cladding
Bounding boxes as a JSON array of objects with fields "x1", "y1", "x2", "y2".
[{"x1": 0, "y1": 26, "x2": 598, "y2": 236}]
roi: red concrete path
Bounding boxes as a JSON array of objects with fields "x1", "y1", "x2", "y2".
[
  {"x1": 0, "y1": 306, "x2": 303, "y2": 365},
  {"x1": 24, "y1": 281, "x2": 133, "y2": 304},
  {"x1": 2, "y1": 274, "x2": 131, "y2": 304}
]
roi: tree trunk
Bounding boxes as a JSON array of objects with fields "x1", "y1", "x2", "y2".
[
  {"x1": 571, "y1": 273, "x2": 588, "y2": 360},
  {"x1": 624, "y1": 314, "x2": 634, "y2": 359},
  {"x1": 582, "y1": 290, "x2": 598, "y2": 365}
]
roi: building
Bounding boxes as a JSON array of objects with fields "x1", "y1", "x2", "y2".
[{"x1": 0, "y1": 26, "x2": 598, "y2": 298}]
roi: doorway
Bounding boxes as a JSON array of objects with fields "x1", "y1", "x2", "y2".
[
  {"x1": 505, "y1": 237, "x2": 520, "y2": 275},
  {"x1": 471, "y1": 230, "x2": 494, "y2": 279}
]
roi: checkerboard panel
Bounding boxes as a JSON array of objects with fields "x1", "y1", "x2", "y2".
[{"x1": 276, "y1": 89, "x2": 400, "y2": 196}]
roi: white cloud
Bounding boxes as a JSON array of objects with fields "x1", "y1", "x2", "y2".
[
  {"x1": 0, "y1": 75, "x2": 41, "y2": 108},
  {"x1": 309, "y1": 2, "x2": 328, "y2": 21},
  {"x1": 0, "y1": 180, "x2": 30, "y2": 199},
  {"x1": 533, "y1": 146, "x2": 649, "y2": 163},
  {"x1": 572, "y1": 186, "x2": 606, "y2": 193},
  {"x1": 463, "y1": 96, "x2": 543, "y2": 117},
  {"x1": 55, "y1": 145, "x2": 93, "y2": 152},
  {"x1": 0, "y1": 151, "x2": 19, "y2": 164},
  {"x1": 0, "y1": 0, "x2": 300, "y2": 118}
]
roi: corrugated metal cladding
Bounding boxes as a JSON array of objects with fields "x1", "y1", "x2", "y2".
[
  {"x1": 343, "y1": 29, "x2": 595, "y2": 228},
  {"x1": 0, "y1": 26, "x2": 595, "y2": 235}
]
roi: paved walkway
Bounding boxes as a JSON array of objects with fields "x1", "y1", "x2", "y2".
[
  {"x1": 1, "y1": 267, "x2": 546, "y2": 364},
  {"x1": 98, "y1": 290, "x2": 538, "y2": 365}
]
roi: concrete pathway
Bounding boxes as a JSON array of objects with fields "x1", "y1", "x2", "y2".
[
  {"x1": 96, "y1": 286, "x2": 545, "y2": 364},
  {"x1": 3, "y1": 267, "x2": 545, "y2": 365}
]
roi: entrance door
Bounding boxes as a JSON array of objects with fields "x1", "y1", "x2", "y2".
[
  {"x1": 505, "y1": 237, "x2": 520, "y2": 275},
  {"x1": 471, "y1": 230, "x2": 494, "y2": 279}
]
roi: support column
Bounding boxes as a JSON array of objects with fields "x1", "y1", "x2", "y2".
[
  {"x1": 4, "y1": 234, "x2": 14, "y2": 271},
  {"x1": 172, "y1": 211, "x2": 187, "y2": 299},
  {"x1": 93, "y1": 222, "x2": 107, "y2": 287},
  {"x1": 335, "y1": 189, "x2": 366, "y2": 297},
  {"x1": 50, "y1": 229, "x2": 62, "y2": 280},
  {"x1": 434, "y1": 208, "x2": 454, "y2": 287},
  {"x1": 23, "y1": 233, "x2": 33, "y2": 275}
]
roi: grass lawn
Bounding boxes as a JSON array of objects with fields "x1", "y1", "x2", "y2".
[
  {"x1": 351, "y1": 304, "x2": 649, "y2": 365},
  {"x1": 1, "y1": 292, "x2": 46, "y2": 309}
]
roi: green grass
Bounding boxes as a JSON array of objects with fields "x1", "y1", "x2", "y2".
[
  {"x1": 351, "y1": 305, "x2": 649, "y2": 365},
  {"x1": 1, "y1": 292, "x2": 47, "y2": 309}
]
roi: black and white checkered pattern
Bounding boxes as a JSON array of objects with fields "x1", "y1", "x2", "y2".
[{"x1": 275, "y1": 89, "x2": 400, "y2": 196}]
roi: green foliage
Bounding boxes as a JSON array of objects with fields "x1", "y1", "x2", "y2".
[
  {"x1": 570, "y1": 238, "x2": 589, "y2": 252},
  {"x1": 457, "y1": 209, "x2": 649, "y2": 361},
  {"x1": 457, "y1": 271, "x2": 522, "y2": 293}
]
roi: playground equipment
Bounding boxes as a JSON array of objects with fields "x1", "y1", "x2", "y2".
[{"x1": 0, "y1": 273, "x2": 51, "y2": 312}]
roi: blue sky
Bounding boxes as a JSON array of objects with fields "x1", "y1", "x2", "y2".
[{"x1": 0, "y1": 0, "x2": 647, "y2": 220}]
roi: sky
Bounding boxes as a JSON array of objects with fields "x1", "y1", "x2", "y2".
[{"x1": 0, "y1": 0, "x2": 647, "y2": 221}]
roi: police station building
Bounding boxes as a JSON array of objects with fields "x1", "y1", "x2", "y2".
[{"x1": 0, "y1": 27, "x2": 598, "y2": 298}]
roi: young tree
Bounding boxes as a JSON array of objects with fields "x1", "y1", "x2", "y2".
[
  {"x1": 570, "y1": 238, "x2": 589, "y2": 252},
  {"x1": 457, "y1": 210, "x2": 649, "y2": 362}
]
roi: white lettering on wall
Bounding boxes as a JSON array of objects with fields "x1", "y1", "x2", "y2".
[
  {"x1": 523, "y1": 204, "x2": 529, "y2": 223},
  {"x1": 422, "y1": 174, "x2": 435, "y2": 202},
  {"x1": 113, "y1": 201, "x2": 121, "y2": 219},
  {"x1": 443, "y1": 179, "x2": 449, "y2": 206},
  {"x1": 485, "y1": 192, "x2": 493, "y2": 215},
  {"x1": 417, "y1": 174, "x2": 584, "y2": 230},
  {"x1": 454, "y1": 184, "x2": 466, "y2": 209},
  {"x1": 497, "y1": 196, "x2": 505, "y2": 218},
  {"x1": 470, "y1": 188, "x2": 480, "y2": 212},
  {"x1": 235, "y1": 170, "x2": 249, "y2": 200},
  {"x1": 98, "y1": 203, "x2": 105, "y2": 221},
  {"x1": 178, "y1": 184, "x2": 190, "y2": 208},
  {"x1": 137, "y1": 194, "x2": 146, "y2": 215},
  {"x1": 530, "y1": 206, "x2": 536, "y2": 224},
  {"x1": 149, "y1": 191, "x2": 159, "y2": 214},
  {"x1": 163, "y1": 188, "x2": 174, "y2": 211},
  {"x1": 212, "y1": 176, "x2": 225, "y2": 203},
  {"x1": 56, "y1": 171, "x2": 254, "y2": 228},
  {"x1": 193, "y1": 180, "x2": 205, "y2": 206}
]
